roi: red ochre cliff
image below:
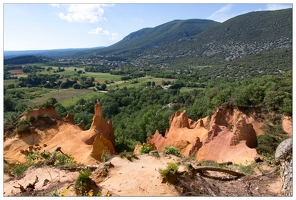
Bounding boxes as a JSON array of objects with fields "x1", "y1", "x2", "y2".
[
  {"x1": 4, "y1": 102, "x2": 116, "y2": 165},
  {"x1": 148, "y1": 108, "x2": 267, "y2": 165}
]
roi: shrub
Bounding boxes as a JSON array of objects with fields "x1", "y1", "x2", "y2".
[
  {"x1": 25, "y1": 151, "x2": 44, "y2": 163},
  {"x1": 257, "y1": 122, "x2": 288, "y2": 158},
  {"x1": 139, "y1": 143, "x2": 153, "y2": 154},
  {"x1": 75, "y1": 169, "x2": 93, "y2": 196},
  {"x1": 101, "y1": 150, "x2": 111, "y2": 162},
  {"x1": 11, "y1": 162, "x2": 34, "y2": 177},
  {"x1": 162, "y1": 146, "x2": 182, "y2": 157},
  {"x1": 16, "y1": 119, "x2": 31, "y2": 134},
  {"x1": 158, "y1": 162, "x2": 179, "y2": 184},
  {"x1": 54, "y1": 154, "x2": 75, "y2": 168},
  {"x1": 27, "y1": 116, "x2": 35, "y2": 123}
]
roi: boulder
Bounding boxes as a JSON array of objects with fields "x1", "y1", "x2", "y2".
[{"x1": 275, "y1": 138, "x2": 292, "y2": 196}]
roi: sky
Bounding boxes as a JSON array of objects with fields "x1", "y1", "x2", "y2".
[{"x1": 2, "y1": 1, "x2": 293, "y2": 51}]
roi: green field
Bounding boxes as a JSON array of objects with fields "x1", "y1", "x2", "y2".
[
  {"x1": 3, "y1": 79, "x2": 18, "y2": 86},
  {"x1": 25, "y1": 88, "x2": 93, "y2": 107},
  {"x1": 84, "y1": 72, "x2": 122, "y2": 82},
  {"x1": 6, "y1": 64, "x2": 168, "y2": 109}
]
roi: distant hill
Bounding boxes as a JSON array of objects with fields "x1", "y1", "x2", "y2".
[
  {"x1": 79, "y1": 8, "x2": 292, "y2": 66},
  {"x1": 4, "y1": 55, "x2": 52, "y2": 65},
  {"x1": 108, "y1": 19, "x2": 220, "y2": 51},
  {"x1": 4, "y1": 47, "x2": 105, "y2": 60}
]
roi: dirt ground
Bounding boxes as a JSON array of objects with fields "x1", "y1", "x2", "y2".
[{"x1": 3, "y1": 153, "x2": 282, "y2": 197}]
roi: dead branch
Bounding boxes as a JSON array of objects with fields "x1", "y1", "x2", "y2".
[
  {"x1": 191, "y1": 165, "x2": 246, "y2": 177},
  {"x1": 13, "y1": 176, "x2": 39, "y2": 193}
]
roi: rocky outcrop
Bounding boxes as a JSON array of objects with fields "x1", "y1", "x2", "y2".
[
  {"x1": 3, "y1": 102, "x2": 116, "y2": 165},
  {"x1": 148, "y1": 107, "x2": 259, "y2": 165},
  {"x1": 275, "y1": 138, "x2": 292, "y2": 196},
  {"x1": 90, "y1": 134, "x2": 117, "y2": 162}
]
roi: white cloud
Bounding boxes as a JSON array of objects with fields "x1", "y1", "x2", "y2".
[
  {"x1": 266, "y1": 4, "x2": 292, "y2": 11},
  {"x1": 50, "y1": 4, "x2": 60, "y2": 8},
  {"x1": 89, "y1": 27, "x2": 109, "y2": 35},
  {"x1": 58, "y1": 4, "x2": 112, "y2": 23},
  {"x1": 88, "y1": 27, "x2": 118, "y2": 40},
  {"x1": 207, "y1": 4, "x2": 233, "y2": 22}
]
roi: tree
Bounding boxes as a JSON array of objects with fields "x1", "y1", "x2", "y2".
[
  {"x1": 4, "y1": 95, "x2": 16, "y2": 112},
  {"x1": 100, "y1": 83, "x2": 107, "y2": 90},
  {"x1": 73, "y1": 83, "x2": 81, "y2": 89}
]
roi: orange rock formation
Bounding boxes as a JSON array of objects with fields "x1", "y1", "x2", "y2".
[
  {"x1": 148, "y1": 108, "x2": 260, "y2": 165},
  {"x1": 4, "y1": 102, "x2": 117, "y2": 165}
]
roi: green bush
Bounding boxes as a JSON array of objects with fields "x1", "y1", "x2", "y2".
[
  {"x1": 256, "y1": 122, "x2": 288, "y2": 158},
  {"x1": 54, "y1": 153, "x2": 75, "y2": 168},
  {"x1": 16, "y1": 119, "x2": 31, "y2": 134},
  {"x1": 162, "y1": 146, "x2": 182, "y2": 157},
  {"x1": 27, "y1": 116, "x2": 35, "y2": 123},
  {"x1": 158, "y1": 162, "x2": 179, "y2": 183},
  {"x1": 75, "y1": 169, "x2": 93, "y2": 196},
  {"x1": 25, "y1": 151, "x2": 44, "y2": 163},
  {"x1": 11, "y1": 162, "x2": 34, "y2": 177},
  {"x1": 139, "y1": 143, "x2": 153, "y2": 154}
]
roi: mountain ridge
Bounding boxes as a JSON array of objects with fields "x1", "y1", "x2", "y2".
[{"x1": 4, "y1": 8, "x2": 292, "y2": 68}]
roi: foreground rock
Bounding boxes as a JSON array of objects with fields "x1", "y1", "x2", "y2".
[{"x1": 275, "y1": 138, "x2": 293, "y2": 196}]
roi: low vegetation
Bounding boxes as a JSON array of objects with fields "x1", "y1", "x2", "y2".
[
  {"x1": 162, "y1": 146, "x2": 182, "y2": 157},
  {"x1": 139, "y1": 143, "x2": 154, "y2": 154},
  {"x1": 119, "y1": 151, "x2": 139, "y2": 161},
  {"x1": 10, "y1": 150, "x2": 77, "y2": 178},
  {"x1": 158, "y1": 162, "x2": 179, "y2": 184}
]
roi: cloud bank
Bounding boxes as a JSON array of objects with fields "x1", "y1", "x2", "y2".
[
  {"x1": 88, "y1": 27, "x2": 118, "y2": 40},
  {"x1": 57, "y1": 4, "x2": 112, "y2": 23}
]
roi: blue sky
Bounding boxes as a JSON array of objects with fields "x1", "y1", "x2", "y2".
[{"x1": 2, "y1": 1, "x2": 293, "y2": 51}]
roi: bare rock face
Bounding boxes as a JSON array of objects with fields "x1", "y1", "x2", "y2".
[
  {"x1": 4, "y1": 103, "x2": 117, "y2": 165},
  {"x1": 90, "y1": 134, "x2": 117, "y2": 162},
  {"x1": 148, "y1": 107, "x2": 259, "y2": 165},
  {"x1": 89, "y1": 102, "x2": 115, "y2": 146},
  {"x1": 169, "y1": 110, "x2": 190, "y2": 128},
  {"x1": 275, "y1": 138, "x2": 292, "y2": 196},
  {"x1": 211, "y1": 108, "x2": 257, "y2": 148}
]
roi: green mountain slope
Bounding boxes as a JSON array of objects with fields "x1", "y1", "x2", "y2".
[
  {"x1": 80, "y1": 8, "x2": 291, "y2": 67},
  {"x1": 81, "y1": 19, "x2": 220, "y2": 58}
]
